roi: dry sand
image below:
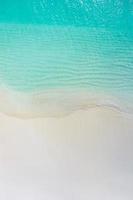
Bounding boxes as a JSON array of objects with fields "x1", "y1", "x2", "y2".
[{"x1": 0, "y1": 107, "x2": 133, "y2": 200}]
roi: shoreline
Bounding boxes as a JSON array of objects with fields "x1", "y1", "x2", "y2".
[
  {"x1": 0, "y1": 86, "x2": 133, "y2": 118},
  {"x1": 0, "y1": 99, "x2": 133, "y2": 199}
]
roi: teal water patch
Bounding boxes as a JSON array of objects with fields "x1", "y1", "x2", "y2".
[
  {"x1": 0, "y1": 24, "x2": 133, "y2": 94},
  {"x1": 0, "y1": 1, "x2": 133, "y2": 116},
  {"x1": 0, "y1": 0, "x2": 133, "y2": 28}
]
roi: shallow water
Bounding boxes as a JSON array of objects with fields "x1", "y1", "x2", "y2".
[{"x1": 0, "y1": 1, "x2": 133, "y2": 117}]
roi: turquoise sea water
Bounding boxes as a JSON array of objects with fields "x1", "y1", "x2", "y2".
[{"x1": 0, "y1": 0, "x2": 133, "y2": 117}]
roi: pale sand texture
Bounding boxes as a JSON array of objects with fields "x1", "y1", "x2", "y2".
[{"x1": 0, "y1": 108, "x2": 133, "y2": 200}]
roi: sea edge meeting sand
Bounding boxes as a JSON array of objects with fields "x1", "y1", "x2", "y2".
[{"x1": 0, "y1": 86, "x2": 133, "y2": 118}]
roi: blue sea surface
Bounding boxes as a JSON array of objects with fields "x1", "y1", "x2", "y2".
[{"x1": 0, "y1": 0, "x2": 133, "y2": 116}]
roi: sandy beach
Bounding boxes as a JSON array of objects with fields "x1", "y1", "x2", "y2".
[
  {"x1": 0, "y1": 0, "x2": 133, "y2": 199},
  {"x1": 0, "y1": 107, "x2": 133, "y2": 199}
]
